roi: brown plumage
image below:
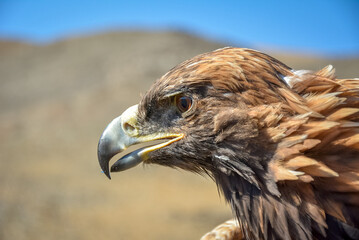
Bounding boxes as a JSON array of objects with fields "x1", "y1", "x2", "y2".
[{"x1": 98, "y1": 47, "x2": 359, "y2": 240}]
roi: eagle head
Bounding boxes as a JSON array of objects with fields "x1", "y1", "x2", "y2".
[{"x1": 98, "y1": 47, "x2": 286, "y2": 181}]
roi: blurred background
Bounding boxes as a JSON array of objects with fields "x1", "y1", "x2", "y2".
[{"x1": 0, "y1": 1, "x2": 358, "y2": 239}]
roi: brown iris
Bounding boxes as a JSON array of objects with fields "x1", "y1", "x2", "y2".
[{"x1": 176, "y1": 95, "x2": 193, "y2": 113}]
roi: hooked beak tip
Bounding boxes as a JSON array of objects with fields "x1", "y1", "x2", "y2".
[
  {"x1": 98, "y1": 149, "x2": 112, "y2": 180},
  {"x1": 102, "y1": 170, "x2": 111, "y2": 180}
]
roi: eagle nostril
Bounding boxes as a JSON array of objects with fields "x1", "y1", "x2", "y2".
[{"x1": 123, "y1": 122, "x2": 136, "y2": 133}]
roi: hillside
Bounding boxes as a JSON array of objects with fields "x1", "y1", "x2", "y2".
[{"x1": 0, "y1": 31, "x2": 358, "y2": 240}]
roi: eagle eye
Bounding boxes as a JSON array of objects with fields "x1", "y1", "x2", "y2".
[{"x1": 175, "y1": 95, "x2": 193, "y2": 113}]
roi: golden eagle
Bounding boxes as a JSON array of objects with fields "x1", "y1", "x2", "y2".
[{"x1": 98, "y1": 48, "x2": 359, "y2": 240}]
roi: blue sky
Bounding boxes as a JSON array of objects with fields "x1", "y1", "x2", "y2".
[{"x1": 0, "y1": 0, "x2": 358, "y2": 56}]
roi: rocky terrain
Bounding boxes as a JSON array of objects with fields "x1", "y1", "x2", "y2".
[{"x1": 0, "y1": 31, "x2": 358, "y2": 240}]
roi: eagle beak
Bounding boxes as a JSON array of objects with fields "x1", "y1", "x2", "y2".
[
  {"x1": 97, "y1": 104, "x2": 184, "y2": 179},
  {"x1": 97, "y1": 105, "x2": 141, "y2": 179}
]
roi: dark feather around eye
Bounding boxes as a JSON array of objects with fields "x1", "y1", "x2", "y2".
[{"x1": 176, "y1": 95, "x2": 193, "y2": 113}]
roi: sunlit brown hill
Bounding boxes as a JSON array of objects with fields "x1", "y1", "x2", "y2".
[{"x1": 1, "y1": 31, "x2": 358, "y2": 240}]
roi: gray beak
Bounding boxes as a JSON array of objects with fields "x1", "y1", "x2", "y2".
[
  {"x1": 97, "y1": 105, "x2": 140, "y2": 179},
  {"x1": 97, "y1": 104, "x2": 184, "y2": 179}
]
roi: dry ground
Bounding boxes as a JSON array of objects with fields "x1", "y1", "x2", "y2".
[{"x1": 0, "y1": 31, "x2": 358, "y2": 240}]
